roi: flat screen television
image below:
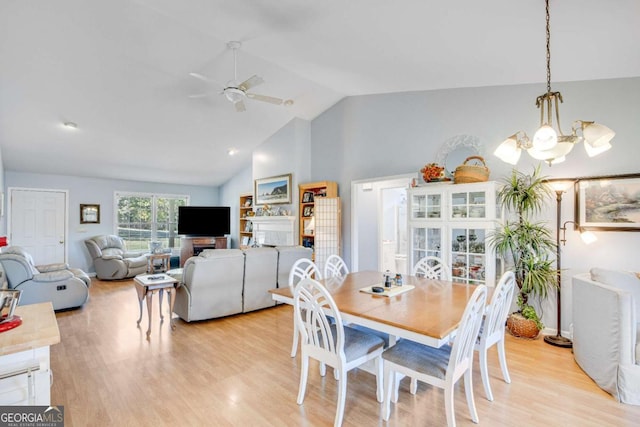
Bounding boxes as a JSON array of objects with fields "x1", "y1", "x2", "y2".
[{"x1": 177, "y1": 206, "x2": 231, "y2": 237}]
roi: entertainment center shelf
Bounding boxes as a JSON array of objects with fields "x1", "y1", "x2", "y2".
[{"x1": 179, "y1": 236, "x2": 228, "y2": 267}]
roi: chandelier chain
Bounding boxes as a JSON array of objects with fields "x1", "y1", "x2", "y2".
[{"x1": 545, "y1": 0, "x2": 551, "y2": 94}]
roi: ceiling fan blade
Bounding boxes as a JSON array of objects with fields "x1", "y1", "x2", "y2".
[
  {"x1": 188, "y1": 93, "x2": 210, "y2": 99},
  {"x1": 234, "y1": 100, "x2": 246, "y2": 112},
  {"x1": 238, "y1": 75, "x2": 264, "y2": 91},
  {"x1": 246, "y1": 93, "x2": 283, "y2": 105},
  {"x1": 189, "y1": 72, "x2": 214, "y2": 83}
]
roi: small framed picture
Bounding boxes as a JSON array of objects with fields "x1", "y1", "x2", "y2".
[
  {"x1": 80, "y1": 204, "x2": 100, "y2": 224},
  {"x1": 302, "y1": 191, "x2": 314, "y2": 203},
  {"x1": 302, "y1": 206, "x2": 314, "y2": 217}
]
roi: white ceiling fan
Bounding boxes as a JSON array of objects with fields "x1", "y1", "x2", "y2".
[{"x1": 189, "y1": 41, "x2": 291, "y2": 112}]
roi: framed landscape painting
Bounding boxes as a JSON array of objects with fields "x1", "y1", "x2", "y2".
[
  {"x1": 254, "y1": 174, "x2": 292, "y2": 205},
  {"x1": 575, "y1": 174, "x2": 640, "y2": 231}
]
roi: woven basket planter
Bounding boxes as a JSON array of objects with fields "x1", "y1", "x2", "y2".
[{"x1": 506, "y1": 312, "x2": 540, "y2": 339}]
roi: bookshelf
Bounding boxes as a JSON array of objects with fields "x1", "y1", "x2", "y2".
[
  {"x1": 298, "y1": 181, "x2": 338, "y2": 256},
  {"x1": 239, "y1": 193, "x2": 253, "y2": 249}
]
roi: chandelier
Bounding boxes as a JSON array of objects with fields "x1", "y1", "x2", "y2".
[{"x1": 494, "y1": 0, "x2": 615, "y2": 165}]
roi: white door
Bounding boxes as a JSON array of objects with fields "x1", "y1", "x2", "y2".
[{"x1": 8, "y1": 188, "x2": 67, "y2": 265}]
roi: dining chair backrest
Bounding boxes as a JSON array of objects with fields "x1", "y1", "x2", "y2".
[
  {"x1": 448, "y1": 285, "x2": 487, "y2": 378},
  {"x1": 288, "y1": 258, "x2": 322, "y2": 291},
  {"x1": 293, "y1": 277, "x2": 345, "y2": 364},
  {"x1": 482, "y1": 271, "x2": 516, "y2": 346},
  {"x1": 324, "y1": 254, "x2": 349, "y2": 279},
  {"x1": 412, "y1": 256, "x2": 451, "y2": 280}
]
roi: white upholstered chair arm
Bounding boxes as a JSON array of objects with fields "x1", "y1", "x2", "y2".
[
  {"x1": 36, "y1": 262, "x2": 70, "y2": 273},
  {"x1": 33, "y1": 270, "x2": 75, "y2": 283}
]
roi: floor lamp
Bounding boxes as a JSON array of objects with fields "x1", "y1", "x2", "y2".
[{"x1": 544, "y1": 180, "x2": 596, "y2": 348}]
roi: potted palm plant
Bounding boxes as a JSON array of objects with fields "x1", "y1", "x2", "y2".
[{"x1": 490, "y1": 166, "x2": 557, "y2": 338}]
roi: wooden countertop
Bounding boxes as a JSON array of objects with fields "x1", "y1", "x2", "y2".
[{"x1": 0, "y1": 302, "x2": 61, "y2": 356}]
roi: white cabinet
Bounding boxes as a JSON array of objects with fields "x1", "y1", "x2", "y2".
[
  {"x1": 0, "y1": 347, "x2": 51, "y2": 405},
  {"x1": 0, "y1": 303, "x2": 60, "y2": 406},
  {"x1": 408, "y1": 181, "x2": 501, "y2": 286}
]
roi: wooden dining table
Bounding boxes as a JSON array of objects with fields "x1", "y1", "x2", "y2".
[{"x1": 269, "y1": 270, "x2": 485, "y2": 348}]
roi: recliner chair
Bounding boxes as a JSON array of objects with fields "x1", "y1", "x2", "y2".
[
  {"x1": 84, "y1": 235, "x2": 148, "y2": 280},
  {"x1": 0, "y1": 246, "x2": 91, "y2": 310}
]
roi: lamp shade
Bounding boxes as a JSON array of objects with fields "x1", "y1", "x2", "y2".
[
  {"x1": 583, "y1": 122, "x2": 615, "y2": 148},
  {"x1": 533, "y1": 124, "x2": 558, "y2": 151},
  {"x1": 579, "y1": 230, "x2": 598, "y2": 245},
  {"x1": 584, "y1": 140, "x2": 612, "y2": 157},
  {"x1": 304, "y1": 216, "x2": 315, "y2": 234},
  {"x1": 549, "y1": 180, "x2": 574, "y2": 192},
  {"x1": 494, "y1": 135, "x2": 522, "y2": 165},
  {"x1": 527, "y1": 140, "x2": 574, "y2": 163}
]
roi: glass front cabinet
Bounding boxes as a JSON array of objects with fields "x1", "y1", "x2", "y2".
[{"x1": 408, "y1": 181, "x2": 501, "y2": 286}]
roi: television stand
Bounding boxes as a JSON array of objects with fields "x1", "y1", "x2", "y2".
[{"x1": 179, "y1": 236, "x2": 228, "y2": 267}]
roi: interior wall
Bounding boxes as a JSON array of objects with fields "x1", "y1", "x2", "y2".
[
  {"x1": 219, "y1": 165, "x2": 252, "y2": 248},
  {"x1": 5, "y1": 171, "x2": 218, "y2": 274},
  {"x1": 251, "y1": 117, "x2": 311, "y2": 239},
  {"x1": 311, "y1": 76, "x2": 640, "y2": 332},
  {"x1": 219, "y1": 117, "x2": 311, "y2": 249}
]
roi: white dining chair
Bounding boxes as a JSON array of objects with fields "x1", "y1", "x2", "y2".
[
  {"x1": 475, "y1": 271, "x2": 516, "y2": 401},
  {"x1": 382, "y1": 284, "x2": 487, "y2": 427},
  {"x1": 288, "y1": 258, "x2": 322, "y2": 358},
  {"x1": 412, "y1": 255, "x2": 451, "y2": 280},
  {"x1": 293, "y1": 277, "x2": 384, "y2": 427},
  {"x1": 409, "y1": 255, "x2": 451, "y2": 394},
  {"x1": 324, "y1": 254, "x2": 349, "y2": 279}
]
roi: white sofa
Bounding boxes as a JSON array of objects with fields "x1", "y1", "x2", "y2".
[
  {"x1": 572, "y1": 268, "x2": 640, "y2": 405},
  {"x1": 173, "y1": 246, "x2": 312, "y2": 322}
]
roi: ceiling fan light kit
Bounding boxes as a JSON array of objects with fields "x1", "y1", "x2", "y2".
[
  {"x1": 494, "y1": 0, "x2": 614, "y2": 166},
  {"x1": 190, "y1": 41, "x2": 287, "y2": 112}
]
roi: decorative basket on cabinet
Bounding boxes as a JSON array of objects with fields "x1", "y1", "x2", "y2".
[{"x1": 453, "y1": 156, "x2": 490, "y2": 184}]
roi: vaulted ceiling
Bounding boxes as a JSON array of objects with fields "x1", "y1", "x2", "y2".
[{"x1": 1, "y1": 0, "x2": 638, "y2": 186}]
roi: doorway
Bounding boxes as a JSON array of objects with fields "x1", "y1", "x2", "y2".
[
  {"x1": 351, "y1": 174, "x2": 412, "y2": 273},
  {"x1": 380, "y1": 187, "x2": 408, "y2": 275},
  {"x1": 8, "y1": 188, "x2": 68, "y2": 265}
]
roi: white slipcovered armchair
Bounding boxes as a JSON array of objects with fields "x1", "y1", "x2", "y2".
[
  {"x1": 0, "y1": 246, "x2": 91, "y2": 310},
  {"x1": 572, "y1": 268, "x2": 640, "y2": 405},
  {"x1": 84, "y1": 235, "x2": 148, "y2": 280}
]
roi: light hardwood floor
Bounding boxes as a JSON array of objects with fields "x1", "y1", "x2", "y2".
[{"x1": 51, "y1": 278, "x2": 640, "y2": 426}]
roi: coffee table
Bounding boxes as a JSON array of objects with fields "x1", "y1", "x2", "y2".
[{"x1": 133, "y1": 274, "x2": 178, "y2": 338}]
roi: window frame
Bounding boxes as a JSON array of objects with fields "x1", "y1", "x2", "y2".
[{"x1": 114, "y1": 191, "x2": 190, "y2": 252}]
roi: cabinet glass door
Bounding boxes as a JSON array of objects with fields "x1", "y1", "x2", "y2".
[
  {"x1": 451, "y1": 227, "x2": 486, "y2": 284},
  {"x1": 411, "y1": 226, "x2": 443, "y2": 268},
  {"x1": 411, "y1": 193, "x2": 442, "y2": 220},
  {"x1": 451, "y1": 190, "x2": 487, "y2": 220}
]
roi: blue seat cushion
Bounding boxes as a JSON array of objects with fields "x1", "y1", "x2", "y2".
[{"x1": 382, "y1": 339, "x2": 451, "y2": 379}]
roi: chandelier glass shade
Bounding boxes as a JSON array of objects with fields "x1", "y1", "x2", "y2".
[{"x1": 494, "y1": 0, "x2": 614, "y2": 166}]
